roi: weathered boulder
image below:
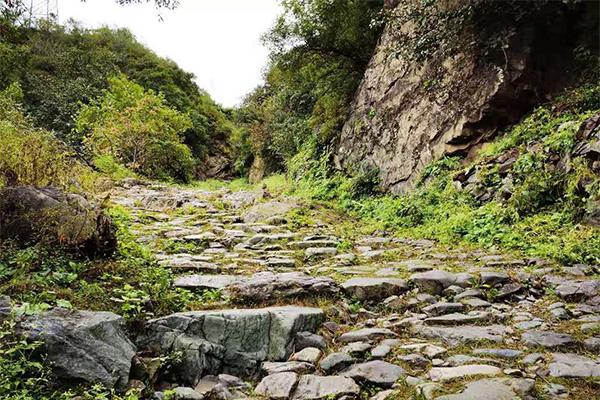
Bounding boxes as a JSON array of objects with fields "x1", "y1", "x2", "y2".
[
  {"x1": 548, "y1": 353, "x2": 600, "y2": 378},
  {"x1": 341, "y1": 360, "x2": 405, "y2": 388},
  {"x1": 341, "y1": 278, "x2": 409, "y2": 301},
  {"x1": 137, "y1": 306, "x2": 324, "y2": 384},
  {"x1": 0, "y1": 186, "x2": 116, "y2": 257},
  {"x1": 242, "y1": 199, "x2": 298, "y2": 223},
  {"x1": 435, "y1": 378, "x2": 535, "y2": 400},
  {"x1": 255, "y1": 372, "x2": 299, "y2": 399},
  {"x1": 20, "y1": 309, "x2": 135, "y2": 390},
  {"x1": 292, "y1": 375, "x2": 360, "y2": 400},
  {"x1": 226, "y1": 272, "x2": 340, "y2": 303}
]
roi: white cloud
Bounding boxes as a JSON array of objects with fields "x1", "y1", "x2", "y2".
[{"x1": 58, "y1": 0, "x2": 281, "y2": 107}]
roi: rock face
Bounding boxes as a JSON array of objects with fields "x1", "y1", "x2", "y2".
[
  {"x1": 20, "y1": 309, "x2": 135, "y2": 390},
  {"x1": 292, "y1": 375, "x2": 360, "y2": 400},
  {"x1": 0, "y1": 186, "x2": 116, "y2": 256},
  {"x1": 137, "y1": 306, "x2": 324, "y2": 384},
  {"x1": 335, "y1": 1, "x2": 597, "y2": 193}
]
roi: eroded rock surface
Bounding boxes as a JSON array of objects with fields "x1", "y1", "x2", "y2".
[
  {"x1": 137, "y1": 306, "x2": 323, "y2": 384},
  {"x1": 21, "y1": 309, "x2": 135, "y2": 389}
]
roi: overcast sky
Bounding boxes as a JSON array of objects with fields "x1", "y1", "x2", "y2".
[{"x1": 58, "y1": 0, "x2": 281, "y2": 107}]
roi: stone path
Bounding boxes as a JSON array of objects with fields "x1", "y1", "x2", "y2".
[{"x1": 109, "y1": 181, "x2": 600, "y2": 399}]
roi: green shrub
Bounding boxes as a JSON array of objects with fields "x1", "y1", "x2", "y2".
[
  {"x1": 0, "y1": 83, "x2": 94, "y2": 189},
  {"x1": 75, "y1": 75, "x2": 193, "y2": 182}
]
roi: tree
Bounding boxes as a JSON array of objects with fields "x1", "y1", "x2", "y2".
[
  {"x1": 236, "y1": 0, "x2": 384, "y2": 172},
  {"x1": 75, "y1": 75, "x2": 194, "y2": 182}
]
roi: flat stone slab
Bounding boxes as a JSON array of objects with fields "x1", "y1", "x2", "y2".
[
  {"x1": 410, "y1": 270, "x2": 468, "y2": 294},
  {"x1": 291, "y1": 240, "x2": 340, "y2": 249},
  {"x1": 472, "y1": 348, "x2": 523, "y2": 359},
  {"x1": 521, "y1": 330, "x2": 576, "y2": 349},
  {"x1": 337, "y1": 328, "x2": 397, "y2": 344},
  {"x1": 417, "y1": 325, "x2": 508, "y2": 346},
  {"x1": 157, "y1": 253, "x2": 218, "y2": 271},
  {"x1": 262, "y1": 361, "x2": 315, "y2": 375},
  {"x1": 341, "y1": 360, "x2": 405, "y2": 388},
  {"x1": 548, "y1": 353, "x2": 600, "y2": 378},
  {"x1": 424, "y1": 312, "x2": 490, "y2": 326},
  {"x1": 227, "y1": 271, "x2": 339, "y2": 302},
  {"x1": 305, "y1": 247, "x2": 338, "y2": 257},
  {"x1": 255, "y1": 372, "x2": 298, "y2": 399},
  {"x1": 266, "y1": 257, "x2": 297, "y2": 268},
  {"x1": 292, "y1": 375, "x2": 360, "y2": 400},
  {"x1": 243, "y1": 200, "x2": 298, "y2": 223},
  {"x1": 429, "y1": 364, "x2": 502, "y2": 382},
  {"x1": 319, "y1": 353, "x2": 355, "y2": 373},
  {"x1": 435, "y1": 378, "x2": 535, "y2": 400},
  {"x1": 341, "y1": 278, "x2": 409, "y2": 301},
  {"x1": 174, "y1": 275, "x2": 240, "y2": 290},
  {"x1": 422, "y1": 302, "x2": 464, "y2": 316}
]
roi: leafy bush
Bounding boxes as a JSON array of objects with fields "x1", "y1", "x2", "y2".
[
  {"x1": 236, "y1": 0, "x2": 383, "y2": 172},
  {"x1": 0, "y1": 83, "x2": 93, "y2": 189},
  {"x1": 76, "y1": 76, "x2": 193, "y2": 182},
  {"x1": 0, "y1": 319, "x2": 51, "y2": 399}
]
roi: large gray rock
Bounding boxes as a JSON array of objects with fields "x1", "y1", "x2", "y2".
[
  {"x1": 435, "y1": 378, "x2": 535, "y2": 400},
  {"x1": 334, "y1": 1, "x2": 594, "y2": 193},
  {"x1": 319, "y1": 352, "x2": 355, "y2": 373},
  {"x1": 410, "y1": 270, "x2": 465, "y2": 295},
  {"x1": 548, "y1": 353, "x2": 600, "y2": 378},
  {"x1": 0, "y1": 186, "x2": 116, "y2": 257},
  {"x1": 255, "y1": 372, "x2": 299, "y2": 399},
  {"x1": 341, "y1": 360, "x2": 405, "y2": 387},
  {"x1": 227, "y1": 272, "x2": 339, "y2": 303},
  {"x1": 416, "y1": 325, "x2": 508, "y2": 346},
  {"x1": 292, "y1": 375, "x2": 360, "y2": 400},
  {"x1": 341, "y1": 278, "x2": 409, "y2": 301},
  {"x1": 521, "y1": 330, "x2": 576, "y2": 349},
  {"x1": 242, "y1": 200, "x2": 298, "y2": 223},
  {"x1": 20, "y1": 309, "x2": 135, "y2": 389},
  {"x1": 337, "y1": 328, "x2": 397, "y2": 344},
  {"x1": 554, "y1": 279, "x2": 600, "y2": 301},
  {"x1": 429, "y1": 364, "x2": 502, "y2": 382},
  {"x1": 137, "y1": 306, "x2": 324, "y2": 384}
]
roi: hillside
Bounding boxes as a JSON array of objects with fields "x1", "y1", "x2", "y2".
[{"x1": 0, "y1": 1, "x2": 599, "y2": 400}]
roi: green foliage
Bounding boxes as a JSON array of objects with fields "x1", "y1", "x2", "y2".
[
  {"x1": 0, "y1": 319, "x2": 50, "y2": 399},
  {"x1": 0, "y1": 17, "x2": 235, "y2": 176},
  {"x1": 236, "y1": 0, "x2": 383, "y2": 172},
  {"x1": 288, "y1": 86, "x2": 600, "y2": 264},
  {"x1": 0, "y1": 83, "x2": 95, "y2": 189},
  {"x1": 76, "y1": 75, "x2": 193, "y2": 182}
]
